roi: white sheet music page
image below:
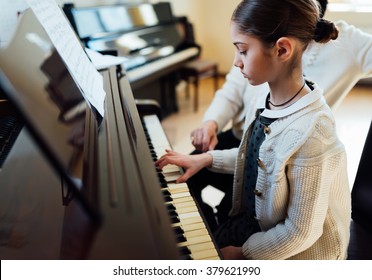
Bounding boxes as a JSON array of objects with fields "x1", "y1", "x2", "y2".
[
  {"x1": 85, "y1": 48, "x2": 128, "y2": 71},
  {"x1": 26, "y1": 0, "x2": 105, "y2": 117}
]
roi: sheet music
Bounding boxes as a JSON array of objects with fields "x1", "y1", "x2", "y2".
[
  {"x1": 85, "y1": 48, "x2": 128, "y2": 71},
  {"x1": 26, "y1": 0, "x2": 106, "y2": 117}
]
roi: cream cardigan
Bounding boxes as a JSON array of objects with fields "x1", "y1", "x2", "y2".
[{"x1": 208, "y1": 85, "x2": 351, "y2": 259}]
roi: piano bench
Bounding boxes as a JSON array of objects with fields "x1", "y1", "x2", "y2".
[{"x1": 179, "y1": 59, "x2": 219, "y2": 112}]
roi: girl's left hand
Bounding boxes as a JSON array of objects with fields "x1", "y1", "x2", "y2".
[{"x1": 220, "y1": 246, "x2": 245, "y2": 259}]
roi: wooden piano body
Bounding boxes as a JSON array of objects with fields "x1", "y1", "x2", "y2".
[
  {"x1": 63, "y1": 2, "x2": 201, "y2": 117},
  {"x1": 0, "y1": 8, "x2": 219, "y2": 260}
]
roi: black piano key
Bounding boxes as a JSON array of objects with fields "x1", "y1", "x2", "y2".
[
  {"x1": 168, "y1": 207, "x2": 178, "y2": 215},
  {"x1": 157, "y1": 173, "x2": 167, "y2": 184},
  {"x1": 170, "y1": 215, "x2": 180, "y2": 224},
  {"x1": 175, "y1": 233, "x2": 186, "y2": 243},
  {"x1": 163, "y1": 196, "x2": 172, "y2": 202},
  {"x1": 179, "y1": 254, "x2": 193, "y2": 260},
  {"x1": 166, "y1": 203, "x2": 176, "y2": 212},
  {"x1": 0, "y1": 115, "x2": 23, "y2": 167},
  {"x1": 162, "y1": 191, "x2": 173, "y2": 202},
  {"x1": 162, "y1": 189, "x2": 171, "y2": 196},
  {"x1": 158, "y1": 177, "x2": 167, "y2": 186},
  {"x1": 173, "y1": 226, "x2": 184, "y2": 235},
  {"x1": 178, "y1": 246, "x2": 192, "y2": 259}
]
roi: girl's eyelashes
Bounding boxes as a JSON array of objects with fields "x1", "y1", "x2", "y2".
[{"x1": 233, "y1": 43, "x2": 247, "y2": 55}]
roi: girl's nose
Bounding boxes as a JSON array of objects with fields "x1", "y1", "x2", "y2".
[
  {"x1": 233, "y1": 62, "x2": 242, "y2": 69},
  {"x1": 233, "y1": 54, "x2": 243, "y2": 69}
]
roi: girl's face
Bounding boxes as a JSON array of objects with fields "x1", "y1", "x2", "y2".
[{"x1": 230, "y1": 22, "x2": 277, "y2": 86}]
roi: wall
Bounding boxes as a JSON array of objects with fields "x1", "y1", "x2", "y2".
[
  {"x1": 326, "y1": 3, "x2": 372, "y2": 33},
  {"x1": 162, "y1": 0, "x2": 240, "y2": 74},
  {"x1": 0, "y1": 1, "x2": 31, "y2": 47},
  {"x1": 197, "y1": 0, "x2": 241, "y2": 74},
  {"x1": 325, "y1": 2, "x2": 372, "y2": 84}
]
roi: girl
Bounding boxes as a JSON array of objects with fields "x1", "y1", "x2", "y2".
[{"x1": 156, "y1": 0, "x2": 351, "y2": 260}]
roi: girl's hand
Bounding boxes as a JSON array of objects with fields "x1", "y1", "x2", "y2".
[
  {"x1": 190, "y1": 120, "x2": 219, "y2": 152},
  {"x1": 220, "y1": 246, "x2": 245, "y2": 259},
  {"x1": 155, "y1": 149, "x2": 213, "y2": 183}
]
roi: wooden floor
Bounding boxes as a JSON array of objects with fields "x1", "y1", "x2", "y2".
[{"x1": 162, "y1": 77, "x2": 372, "y2": 202}]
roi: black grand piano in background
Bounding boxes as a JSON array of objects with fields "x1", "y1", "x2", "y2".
[{"x1": 63, "y1": 2, "x2": 201, "y2": 117}]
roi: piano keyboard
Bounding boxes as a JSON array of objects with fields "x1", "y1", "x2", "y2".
[
  {"x1": 126, "y1": 47, "x2": 200, "y2": 83},
  {"x1": 142, "y1": 114, "x2": 220, "y2": 260},
  {"x1": 0, "y1": 115, "x2": 23, "y2": 168}
]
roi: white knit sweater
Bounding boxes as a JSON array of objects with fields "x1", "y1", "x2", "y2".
[
  {"x1": 203, "y1": 21, "x2": 372, "y2": 140},
  {"x1": 208, "y1": 84, "x2": 351, "y2": 259}
]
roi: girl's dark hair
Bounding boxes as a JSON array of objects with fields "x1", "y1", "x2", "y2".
[
  {"x1": 317, "y1": 0, "x2": 328, "y2": 18},
  {"x1": 231, "y1": 0, "x2": 338, "y2": 48}
]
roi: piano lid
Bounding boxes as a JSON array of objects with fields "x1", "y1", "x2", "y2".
[{"x1": 63, "y1": 2, "x2": 175, "y2": 41}]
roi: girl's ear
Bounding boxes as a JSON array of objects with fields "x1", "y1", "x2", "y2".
[{"x1": 275, "y1": 37, "x2": 293, "y2": 61}]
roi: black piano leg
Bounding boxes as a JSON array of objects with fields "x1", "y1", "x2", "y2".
[
  {"x1": 160, "y1": 74, "x2": 179, "y2": 115},
  {"x1": 169, "y1": 72, "x2": 179, "y2": 113}
]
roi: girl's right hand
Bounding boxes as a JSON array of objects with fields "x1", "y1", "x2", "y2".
[{"x1": 155, "y1": 149, "x2": 213, "y2": 183}]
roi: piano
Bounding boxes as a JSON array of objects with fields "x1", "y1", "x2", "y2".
[
  {"x1": 0, "y1": 8, "x2": 220, "y2": 260},
  {"x1": 63, "y1": 2, "x2": 201, "y2": 116}
]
